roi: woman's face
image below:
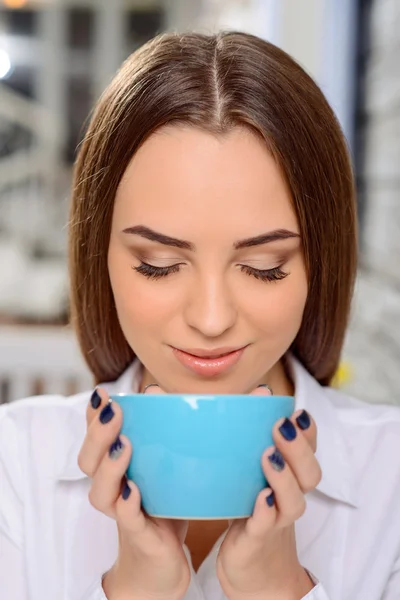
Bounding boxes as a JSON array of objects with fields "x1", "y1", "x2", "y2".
[{"x1": 108, "y1": 126, "x2": 308, "y2": 394}]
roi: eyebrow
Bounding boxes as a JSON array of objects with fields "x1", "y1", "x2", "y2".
[{"x1": 122, "y1": 225, "x2": 300, "y2": 251}]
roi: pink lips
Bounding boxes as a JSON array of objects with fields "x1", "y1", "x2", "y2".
[{"x1": 172, "y1": 346, "x2": 246, "y2": 376}]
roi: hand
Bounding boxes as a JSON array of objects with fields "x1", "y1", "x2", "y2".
[
  {"x1": 216, "y1": 389, "x2": 321, "y2": 600},
  {"x1": 77, "y1": 386, "x2": 190, "y2": 600}
]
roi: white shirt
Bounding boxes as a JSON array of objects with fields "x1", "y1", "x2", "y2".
[{"x1": 1, "y1": 355, "x2": 400, "y2": 600}]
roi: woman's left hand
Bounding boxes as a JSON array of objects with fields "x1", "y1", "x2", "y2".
[{"x1": 217, "y1": 387, "x2": 322, "y2": 600}]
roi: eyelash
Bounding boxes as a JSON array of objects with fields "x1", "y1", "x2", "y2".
[{"x1": 132, "y1": 262, "x2": 289, "y2": 283}]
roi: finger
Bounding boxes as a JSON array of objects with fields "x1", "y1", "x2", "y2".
[
  {"x1": 249, "y1": 384, "x2": 273, "y2": 397},
  {"x1": 244, "y1": 486, "x2": 277, "y2": 541},
  {"x1": 272, "y1": 416, "x2": 321, "y2": 493},
  {"x1": 292, "y1": 409, "x2": 317, "y2": 452},
  {"x1": 115, "y1": 480, "x2": 167, "y2": 553},
  {"x1": 78, "y1": 398, "x2": 123, "y2": 478},
  {"x1": 261, "y1": 447, "x2": 306, "y2": 528},
  {"x1": 88, "y1": 434, "x2": 132, "y2": 518},
  {"x1": 86, "y1": 387, "x2": 109, "y2": 428},
  {"x1": 115, "y1": 479, "x2": 148, "y2": 537},
  {"x1": 144, "y1": 384, "x2": 167, "y2": 395}
]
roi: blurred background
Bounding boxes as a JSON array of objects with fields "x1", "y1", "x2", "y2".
[{"x1": 0, "y1": 0, "x2": 399, "y2": 404}]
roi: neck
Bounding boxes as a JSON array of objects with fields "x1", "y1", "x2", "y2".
[{"x1": 260, "y1": 354, "x2": 294, "y2": 396}]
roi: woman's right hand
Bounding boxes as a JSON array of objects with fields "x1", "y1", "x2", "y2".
[{"x1": 77, "y1": 386, "x2": 191, "y2": 600}]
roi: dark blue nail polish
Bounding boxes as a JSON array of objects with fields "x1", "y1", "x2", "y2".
[
  {"x1": 122, "y1": 482, "x2": 131, "y2": 500},
  {"x1": 266, "y1": 492, "x2": 275, "y2": 507},
  {"x1": 99, "y1": 403, "x2": 114, "y2": 424},
  {"x1": 109, "y1": 437, "x2": 124, "y2": 460},
  {"x1": 279, "y1": 418, "x2": 297, "y2": 441},
  {"x1": 90, "y1": 389, "x2": 101, "y2": 409},
  {"x1": 268, "y1": 449, "x2": 285, "y2": 472},
  {"x1": 296, "y1": 410, "x2": 311, "y2": 430}
]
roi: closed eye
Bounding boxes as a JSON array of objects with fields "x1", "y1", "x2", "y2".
[
  {"x1": 132, "y1": 261, "x2": 184, "y2": 280},
  {"x1": 132, "y1": 261, "x2": 289, "y2": 283},
  {"x1": 239, "y1": 264, "x2": 289, "y2": 282}
]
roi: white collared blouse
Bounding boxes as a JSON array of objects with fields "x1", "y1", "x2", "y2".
[{"x1": 1, "y1": 356, "x2": 400, "y2": 600}]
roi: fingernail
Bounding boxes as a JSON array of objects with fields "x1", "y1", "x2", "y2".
[
  {"x1": 296, "y1": 410, "x2": 311, "y2": 430},
  {"x1": 279, "y1": 418, "x2": 297, "y2": 441},
  {"x1": 143, "y1": 383, "x2": 159, "y2": 393},
  {"x1": 90, "y1": 389, "x2": 101, "y2": 409},
  {"x1": 266, "y1": 491, "x2": 275, "y2": 507},
  {"x1": 268, "y1": 448, "x2": 285, "y2": 472},
  {"x1": 109, "y1": 437, "x2": 124, "y2": 460},
  {"x1": 99, "y1": 403, "x2": 114, "y2": 424},
  {"x1": 257, "y1": 384, "x2": 273, "y2": 394},
  {"x1": 122, "y1": 481, "x2": 131, "y2": 500}
]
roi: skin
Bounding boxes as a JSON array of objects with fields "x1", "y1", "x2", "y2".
[
  {"x1": 79, "y1": 125, "x2": 322, "y2": 599},
  {"x1": 108, "y1": 125, "x2": 308, "y2": 397}
]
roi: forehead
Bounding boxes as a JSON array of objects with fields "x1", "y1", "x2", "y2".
[{"x1": 114, "y1": 125, "x2": 298, "y2": 233}]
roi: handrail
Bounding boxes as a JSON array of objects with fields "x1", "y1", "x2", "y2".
[
  {"x1": 0, "y1": 82, "x2": 63, "y2": 142},
  {"x1": 0, "y1": 84, "x2": 67, "y2": 192},
  {"x1": 0, "y1": 150, "x2": 50, "y2": 189}
]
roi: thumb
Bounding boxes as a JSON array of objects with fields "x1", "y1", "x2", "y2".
[
  {"x1": 143, "y1": 383, "x2": 167, "y2": 395},
  {"x1": 250, "y1": 384, "x2": 273, "y2": 397}
]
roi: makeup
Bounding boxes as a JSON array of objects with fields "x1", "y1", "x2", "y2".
[{"x1": 172, "y1": 346, "x2": 246, "y2": 376}]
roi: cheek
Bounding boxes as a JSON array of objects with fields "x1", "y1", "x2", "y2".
[
  {"x1": 108, "y1": 250, "x2": 178, "y2": 332},
  {"x1": 245, "y1": 268, "x2": 308, "y2": 338}
]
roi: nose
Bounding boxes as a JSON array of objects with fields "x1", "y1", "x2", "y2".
[{"x1": 183, "y1": 274, "x2": 237, "y2": 338}]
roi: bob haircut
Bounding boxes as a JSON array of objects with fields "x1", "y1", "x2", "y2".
[{"x1": 69, "y1": 31, "x2": 357, "y2": 387}]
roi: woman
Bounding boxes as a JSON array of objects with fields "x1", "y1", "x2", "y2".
[{"x1": 1, "y1": 31, "x2": 399, "y2": 600}]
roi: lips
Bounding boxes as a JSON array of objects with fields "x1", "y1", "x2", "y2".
[
  {"x1": 171, "y1": 346, "x2": 247, "y2": 377},
  {"x1": 178, "y1": 347, "x2": 245, "y2": 359}
]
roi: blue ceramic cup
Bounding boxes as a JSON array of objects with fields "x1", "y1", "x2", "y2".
[{"x1": 111, "y1": 392, "x2": 294, "y2": 519}]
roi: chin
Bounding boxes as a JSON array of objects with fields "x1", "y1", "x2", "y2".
[{"x1": 162, "y1": 373, "x2": 255, "y2": 395}]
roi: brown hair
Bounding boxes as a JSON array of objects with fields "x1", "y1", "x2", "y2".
[{"x1": 69, "y1": 31, "x2": 358, "y2": 387}]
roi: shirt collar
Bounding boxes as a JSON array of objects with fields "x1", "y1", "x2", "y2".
[
  {"x1": 55, "y1": 355, "x2": 359, "y2": 507},
  {"x1": 288, "y1": 356, "x2": 358, "y2": 507}
]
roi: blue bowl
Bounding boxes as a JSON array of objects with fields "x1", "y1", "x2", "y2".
[{"x1": 111, "y1": 392, "x2": 294, "y2": 519}]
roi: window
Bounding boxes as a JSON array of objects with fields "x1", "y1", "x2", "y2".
[
  {"x1": 66, "y1": 7, "x2": 94, "y2": 50},
  {"x1": 126, "y1": 7, "x2": 165, "y2": 50},
  {"x1": 2, "y1": 8, "x2": 37, "y2": 36}
]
